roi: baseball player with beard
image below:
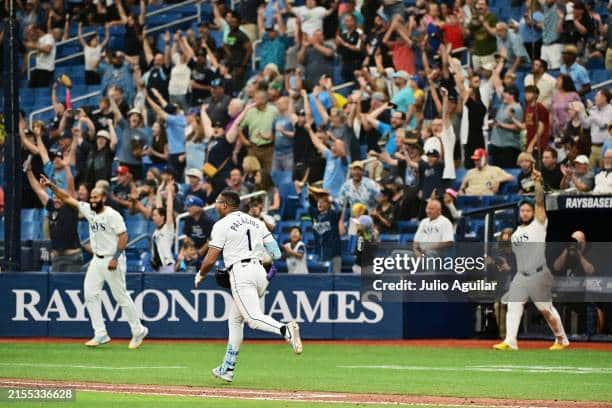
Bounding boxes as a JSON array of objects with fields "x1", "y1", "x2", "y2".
[
  {"x1": 493, "y1": 170, "x2": 569, "y2": 351},
  {"x1": 41, "y1": 175, "x2": 148, "y2": 349},
  {"x1": 195, "y1": 190, "x2": 302, "y2": 382}
]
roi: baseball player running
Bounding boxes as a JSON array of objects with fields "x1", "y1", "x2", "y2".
[
  {"x1": 41, "y1": 176, "x2": 148, "y2": 349},
  {"x1": 493, "y1": 170, "x2": 569, "y2": 351},
  {"x1": 195, "y1": 190, "x2": 302, "y2": 382}
]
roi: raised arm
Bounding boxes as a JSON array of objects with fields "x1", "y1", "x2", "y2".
[
  {"x1": 225, "y1": 102, "x2": 254, "y2": 144},
  {"x1": 115, "y1": 0, "x2": 129, "y2": 24},
  {"x1": 441, "y1": 87, "x2": 450, "y2": 129},
  {"x1": 142, "y1": 32, "x2": 154, "y2": 65},
  {"x1": 307, "y1": 126, "x2": 328, "y2": 155},
  {"x1": 146, "y1": 94, "x2": 168, "y2": 121},
  {"x1": 100, "y1": 23, "x2": 110, "y2": 49},
  {"x1": 138, "y1": 0, "x2": 146, "y2": 26},
  {"x1": 35, "y1": 132, "x2": 50, "y2": 165},
  {"x1": 39, "y1": 175, "x2": 79, "y2": 209},
  {"x1": 77, "y1": 22, "x2": 88, "y2": 48},
  {"x1": 166, "y1": 182, "x2": 175, "y2": 229},
  {"x1": 108, "y1": 118, "x2": 118, "y2": 151},
  {"x1": 533, "y1": 169, "x2": 546, "y2": 224},
  {"x1": 26, "y1": 169, "x2": 49, "y2": 206}
]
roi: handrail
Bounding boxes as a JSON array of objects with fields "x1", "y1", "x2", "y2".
[
  {"x1": 144, "y1": 14, "x2": 200, "y2": 35},
  {"x1": 29, "y1": 90, "x2": 101, "y2": 127},
  {"x1": 593, "y1": 78, "x2": 612, "y2": 91},
  {"x1": 27, "y1": 0, "x2": 202, "y2": 77},
  {"x1": 174, "y1": 190, "x2": 268, "y2": 254},
  {"x1": 127, "y1": 233, "x2": 150, "y2": 249}
]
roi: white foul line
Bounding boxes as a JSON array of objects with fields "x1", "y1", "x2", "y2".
[
  {"x1": 0, "y1": 363, "x2": 187, "y2": 370},
  {"x1": 338, "y1": 364, "x2": 612, "y2": 375}
]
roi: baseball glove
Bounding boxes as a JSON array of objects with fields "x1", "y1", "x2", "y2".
[
  {"x1": 57, "y1": 74, "x2": 72, "y2": 88},
  {"x1": 215, "y1": 267, "x2": 231, "y2": 289}
]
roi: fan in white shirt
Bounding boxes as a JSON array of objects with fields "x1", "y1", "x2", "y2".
[
  {"x1": 288, "y1": 0, "x2": 339, "y2": 37},
  {"x1": 413, "y1": 199, "x2": 455, "y2": 257},
  {"x1": 593, "y1": 150, "x2": 612, "y2": 194}
]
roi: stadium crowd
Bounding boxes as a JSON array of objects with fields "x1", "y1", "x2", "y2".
[{"x1": 2, "y1": 0, "x2": 612, "y2": 277}]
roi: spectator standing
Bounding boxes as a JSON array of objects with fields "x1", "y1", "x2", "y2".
[
  {"x1": 151, "y1": 183, "x2": 176, "y2": 273},
  {"x1": 551, "y1": 74, "x2": 581, "y2": 140},
  {"x1": 460, "y1": 148, "x2": 515, "y2": 195},
  {"x1": 339, "y1": 161, "x2": 380, "y2": 211},
  {"x1": 167, "y1": 32, "x2": 194, "y2": 112},
  {"x1": 524, "y1": 58, "x2": 556, "y2": 109},
  {"x1": 583, "y1": 90, "x2": 612, "y2": 169},
  {"x1": 335, "y1": 13, "x2": 363, "y2": 83},
  {"x1": 518, "y1": 85, "x2": 550, "y2": 155},
  {"x1": 517, "y1": 152, "x2": 537, "y2": 194},
  {"x1": 272, "y1": 97, "x2": 295, "y2": 172},
  {"x1": 114, "y1": 107, "x2": 150, "y2": 181},
  {"x1": 560, "y1": 45, "x2": 591, "y2": 97},
  {"x1": 112, "y1": 165, "x2": 137, "y2": 212},
  {"x1": 490, "y1": 85, "x2": 523, "y2": 168},
  {"x1": 283, "y1": 226, "x2": 309, "y2": 274},
  {"x1": 298, "y1": 30, "x2": 334, "y2": 88},
  {"x1": 99, "y1": 52, "x2": 135, "y2": 104},
  {"x1": 382, "y1": 15, "x2": 416, "y2": 75},
  {"x1": 183, "y1": 195, "x2": 214, "y2": 257},
  {"x1": 496, "y1": 22, "x2": 531, "y2": 71},
  {"x1": 518, "y1": 0, "x2": 544, "y2": 60},
  {"x1": 289, "y1": 0, "x2": 337, "y2": 37},
  {"x1": 413, "y1": 198, "x2": 454, "y2": 257},
  {"x1": 461, "y1": 85, "x2": 487, "y2": 169},
  {"x1": 85, "y1": 128, "x2": 117, "y2": 188},
  {"x1": 147, "y1": 90, "x2": 187, "y2": 180},
  {"x1": 223, "y1": 11, "x2": 252, "y2": 90},
  {"x1": 26, "y1": 24, "x2": 56, "y2": 87},
  {"x1": 204, "y1": 78, "x2": 232, "y2": 127},
  {"x1": 185, "y1": 169, "x2": 210, "y2": 204},
  {"x1": 78, "y1": 22, "x2": 110, "y2": 85},
  {"x1": 307, "y1": 125, "x2": 348, "y2": 197},
  {"x1": 593, "y1": 150, "x2": 612, "y2": 194},
  {"x1": 26, "y1": 167, "x2": 82, "y2": 272},
  {"x1": 371, "y1": 189, "x2": 397, "y2": 234},
  {"x1": 540, "y1": 147, "x2": 563, "y2": 190},
  {"x1": 239, "y1": 90, "x2": 279, "y2": 173},
  {"x1": 540, "y1": 0, "x2": 563, "y2": 69},
  {"x1": 257, "y1": 5, "x2": 290, "y2": 72},
  {"x1": 468, "y1": 0, "x2": 498, "y2": 71},
  {"x1": 308, "y1": 190, "x2": 342, "y2": 273}
]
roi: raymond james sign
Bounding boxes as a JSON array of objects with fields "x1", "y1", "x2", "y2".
[{"x1": 0, "y1": 273, "x2": 402, "y2": 339}]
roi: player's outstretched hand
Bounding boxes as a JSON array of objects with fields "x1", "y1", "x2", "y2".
[
  {"x1": 108, "y1": 258, "x2": 118, "y2": 271},
  {"x1": 194, "y1": 272, "x2": 204, "y2": 288}
]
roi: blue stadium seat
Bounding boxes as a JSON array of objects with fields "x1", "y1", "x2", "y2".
[
  {"x1": 78, "y1": 220, "x2": 89, "y2": 242},
  {"x1": 379, "y1": 234, "x2": 400, "y2": 243},
  {"x1": 280, "y1": 195, "x2": 300, "y2": 220},
  {"x1": 456, "y1": 195, "x2": 484, "y2": 209},
  {"x1": 400, "y1": 233, "x2": 415, "y2": 245},
  {"x1": 397, "y1": 220, "x2": 418, "y2": 233},
  {"x1": 453, "y1": 168, "x2": 467, "y2": 191},
  {"x1": 307, "y1": 259, "x2": 332, "y2": 273}
]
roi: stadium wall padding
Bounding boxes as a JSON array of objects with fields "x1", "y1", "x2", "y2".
[{"x1": 0, "y1": 273, "x2": 472, "y2": 339}]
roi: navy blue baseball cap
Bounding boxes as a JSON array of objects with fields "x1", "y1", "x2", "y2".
[
  {"x1": 185, "y1": 195, "x2": 204, "y2": 208},
  {"x1": 518, "y1": 197, "x2": 535, "y2": 209}
]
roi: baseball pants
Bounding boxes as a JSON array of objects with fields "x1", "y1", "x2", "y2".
[
  {"x1": 501, "y1": 268, "x2": 567, "y2": 347},
  {"x1": 84, "y1": 254, "x2": 145, "y2": 338}
]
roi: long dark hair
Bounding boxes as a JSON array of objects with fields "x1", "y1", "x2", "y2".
[{"x1": 558, "y1": 74, "x2": 577, "y2": 93}]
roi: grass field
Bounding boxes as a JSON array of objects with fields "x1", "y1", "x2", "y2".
[{"x1": 0, "y1": 340, "x2": 611, "y2": 407}]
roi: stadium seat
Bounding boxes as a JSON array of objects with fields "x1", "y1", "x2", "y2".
[
  {"x1": 307, "y1": 259, "x2": 332, "y2": 273},
  {"x1": 456, "y1": 195, "x2": 484, "y2": 210},
  {"x1": 397, "y1": 220, "x2": 418, "y2": 233},
  {"x1": 379, "y1": 234, "x2": 400, "y2": 243}
]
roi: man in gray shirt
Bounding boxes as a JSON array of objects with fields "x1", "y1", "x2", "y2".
[
  {"x1": 540, "y1": 0, "x2": 564, "y2": 69},
  {"x1": 298, "y1": 30, "x2": 334, "y2": 88}
]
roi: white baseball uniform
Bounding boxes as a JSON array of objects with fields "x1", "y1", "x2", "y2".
[
  {"x1": 78, "y1": 203, "x2": 145, "y2": 338},
  {"x1": 208, "y1": 211, "x2": 285, "y2": 371},
  {"x1": 501, "y1": 216, "x2": 567, "y2": 348}
]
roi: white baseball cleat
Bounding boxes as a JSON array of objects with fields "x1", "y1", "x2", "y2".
[
  {"x1": 85, "y1": 334, "x2": 111, "y2": 347},
  {"x1": 212, "y1": 366, "x2": 234, "y2": 382},
  {"x1": 128, "y1": 326, "x2": 148, "y2": 349},
  {"x1": 285, "y1": 322, "x2": 303, "y2": 354}
]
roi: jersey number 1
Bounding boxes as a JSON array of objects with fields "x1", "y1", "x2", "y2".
[{"x1": 246, "y1": 229, "x2": 252, "y2": 251}]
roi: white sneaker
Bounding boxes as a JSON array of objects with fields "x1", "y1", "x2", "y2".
[
  {"x1": 212, "y1": 366, "x2": 234, "y2": 382},
  {"x1": 285, "y1": 322, "x2": 303, "y2": 354},
  {"x1": 85, "y1": 334, "x2": 111, "y2": 347},
  {"x1": 128, "y1": 326, "x2": 148, "y2": 349}
]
